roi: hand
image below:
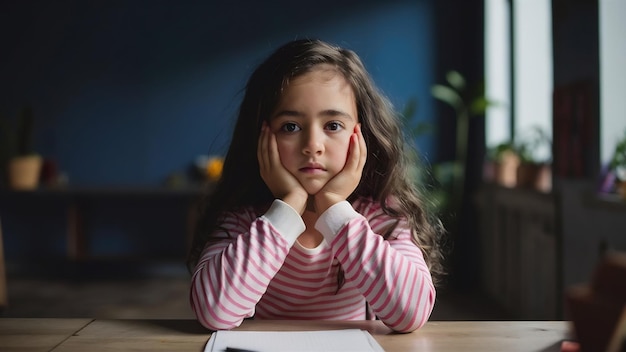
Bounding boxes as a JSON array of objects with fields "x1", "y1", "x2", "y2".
[
  {"x1": 257, "y1": 123, "x2": 308, "y2": 214},
  {"x1": 314, "y1": 124, "x2": 367, "y2": 213}
]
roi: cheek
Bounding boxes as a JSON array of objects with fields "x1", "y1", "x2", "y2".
[
  {"x1": 275, "y1": 140, "x2": 295, "y2": 166},
  {"x1": 333, "y1": 136, "x2": 353, "y2": 163}
]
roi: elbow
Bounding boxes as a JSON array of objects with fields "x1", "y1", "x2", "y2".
[
  {"x1": 391, "y1": 324, "x2": 419, "y2": 334},
  {"x1": 392, "y1": 311, "x2": 428, "y2": 333},
  {"x1": 197, "y1": 315, "x2": 242, "y2": 331},
  {"x1": 394, "y1": 284, "x2": 436, "y2": 333},
  {"x1": 190, "y1": 289, "x2": 242, "y2": 331},
  {"x1": 191, "y1": 297, "x2": 242, "y2": 331}
]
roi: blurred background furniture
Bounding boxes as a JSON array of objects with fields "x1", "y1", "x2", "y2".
[
  {"x1": 475, "y1": 185, "x2": 559, "y2": 320},
  {"x1": 566, "y1": 251, "x2": 626, "y2": 352}
]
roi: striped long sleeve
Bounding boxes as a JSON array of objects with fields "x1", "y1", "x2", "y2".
[
  {"x1": 190, "y1": 200, "x2": 305, "y2": 330},
  {"x1": 315, "y1": 200, "x2": 435, "y2": 332},
  {"x1": 190, "y1": 197, "x2": 435, "y2": 333}
]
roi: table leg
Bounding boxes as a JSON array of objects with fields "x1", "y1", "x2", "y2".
[{"x1": 67, "y1": 203, "x2": 87, "y2": 260}]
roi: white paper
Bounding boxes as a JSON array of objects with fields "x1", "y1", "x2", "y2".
[{"x1": 204, "y1": 329, "x2": 385, "y2": 352}]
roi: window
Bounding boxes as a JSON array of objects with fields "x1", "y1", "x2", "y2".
[
  {"x1": 485, "y1": 0, "x2": 553, "y2": 163},
  {"x1": 485, "y1": 0, "x2": 511, "y2": 148},
  {"x1": 600, "y1": 0, "x2": 626, "y2": 165}
]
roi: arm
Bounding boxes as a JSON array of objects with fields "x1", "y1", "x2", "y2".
[
  {"x1": 191, "y1": 122, "x2": 310, "y2": 331},
  {"x1": 190, "y1": 200, "x2": 305, "y2": 330},
  {"x1": 315, "y1": 200, "x2": 435, "y2": 333}
]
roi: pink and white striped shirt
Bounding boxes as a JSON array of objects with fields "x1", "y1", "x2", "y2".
[{"x1": 190, "y1": 197, "x2": 435, "y2": 333}]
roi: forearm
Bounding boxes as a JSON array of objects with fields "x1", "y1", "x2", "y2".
[
  {"x1": 191, "y1": 200, "x2": 304, "y2": 330},
  {"x1": 315, "y1": 201, "x2": 435, "y2": 333}
]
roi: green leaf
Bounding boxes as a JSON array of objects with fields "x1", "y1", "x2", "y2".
[
  {"x1": 446, "y1": 70, "x2": 466, "y2": 91},
  {"x1": 469, "y1": 97, "x2": 490, "y2": 116},
  {"x1": 431, "y1": 85, "x2": 465, "y2": 113}
]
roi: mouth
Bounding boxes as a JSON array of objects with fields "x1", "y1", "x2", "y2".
[{"x1": 299, "y1": 163, "x2": 326, "y2": 174}]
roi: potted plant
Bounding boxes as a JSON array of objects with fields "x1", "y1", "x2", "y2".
[
  {"x1": 485, "y1": 141, "x2": 521, "y2": 188},
  {"x1": 609, "y1": 129, "x2": 626, "y2": 198},
  {"x1": 1, "y1": 106, "x2": 43, "y2": 190},
  {"x1": 515, "y1": 126, "x2": 552, "y2": 192},
  {"x1": 431, "y1": 70, "x2": 498, "y2": 199}
]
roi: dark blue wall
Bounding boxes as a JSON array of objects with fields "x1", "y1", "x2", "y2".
[
  {"x1": 2, "y1": 0, "x2": 436, "y2": 186},
  {"x1": 1, "y1": 0, "x2": 446, "y2": 262},
  {"x1": 2, "y1": 0, "x2": 486, "y2": 264}
]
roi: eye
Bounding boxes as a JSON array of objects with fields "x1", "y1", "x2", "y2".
[
  {"x1": 325, "y1": 121, "x2": 343, "y2": 131},
  {"x1": 280, "y1": 122, "x2": 301, "y2": 133}
]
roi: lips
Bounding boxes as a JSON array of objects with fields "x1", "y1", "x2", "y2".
[{"x1": 299, "y1": 162, "x2": 326, "y2": 173}]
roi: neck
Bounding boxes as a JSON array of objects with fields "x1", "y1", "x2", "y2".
[{"x1": 306, "y1": 195, "x2": 316, "y2": 213}]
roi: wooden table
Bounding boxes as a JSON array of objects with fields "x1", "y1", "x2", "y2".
[{"x1": 0, "y1": 318, "x2": 573, "y2": 351}]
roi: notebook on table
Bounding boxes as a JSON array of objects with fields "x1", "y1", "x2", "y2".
[{"x1": 204, "y1": 329, "x2": 385, "y2": 352}]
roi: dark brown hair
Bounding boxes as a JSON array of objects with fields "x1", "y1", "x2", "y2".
[{"x1": 187, "y1": 39, "x2": 446, "y2": 285}]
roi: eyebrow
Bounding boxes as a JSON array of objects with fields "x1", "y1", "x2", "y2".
[{"x1": 272, "y1": 109, "x2": 354, "y2": 120}]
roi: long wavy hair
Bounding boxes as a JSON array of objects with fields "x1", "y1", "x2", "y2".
[{"x1": 187, "y1": 39, "x2": 446, "y2": 286}]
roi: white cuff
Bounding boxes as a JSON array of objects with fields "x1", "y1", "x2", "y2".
[
  {"x1": 314, "y1": 201, "x2": 360, "y2": 242},
  {"x1": 262, "y1": 199, "x2": 305, "y2": 247}
]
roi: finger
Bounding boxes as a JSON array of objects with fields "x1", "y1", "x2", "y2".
[
  {"x1": 268, "y1": 129, "x2": 281, "y2": 168},
  {"x1": 345, "y1": 128, "x2": 361, "y2": 172},
  {"x1": 357, "y1": 124, "x2": 367, "y2": 170}
]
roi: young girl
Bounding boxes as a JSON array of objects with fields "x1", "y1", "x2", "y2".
[{"x1": 187, "y1": 39, "x2": 445, "y2": 333}]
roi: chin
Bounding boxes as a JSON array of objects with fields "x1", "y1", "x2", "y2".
[{"x1": 302, "y1": 183, "x2": 325, "y2": 196}]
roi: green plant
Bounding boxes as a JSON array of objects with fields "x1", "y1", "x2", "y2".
[
  {"x1": 515, "y1": 125, "x2": 552, "y2": 164},
  {"x1": 399, "y1": 71, "x2": 498, "y2": 213},
  {"x1": 609, "y1": 128, "x2": 626, "y2": 181},
  {"x1": 430, "y1": 70, "x2": 497, "y2": 211},
  {"x1": 487, "y1": 141, "x2": 518, "y2": 162},
  {"x1": 431, "y1": 71, "x2": 492, "y2": 170}
]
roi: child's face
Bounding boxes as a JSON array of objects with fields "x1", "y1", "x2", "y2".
[{"x1": 269, "y1": 65, "x2": 359, "y2": 195}]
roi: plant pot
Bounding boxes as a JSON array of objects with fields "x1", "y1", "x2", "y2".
[
  {"x1": 8, "y1": 155, "x2": 43, "y2": 190},
  {"x1": 494, "y1": 151, "x2": 520, "y2": 188},
  {"x1": 517, "y1": 163, "x2": 552, "y2": 192},
  {"x1": 534, "y1": 163, "x2": 552, "y2": 192}
]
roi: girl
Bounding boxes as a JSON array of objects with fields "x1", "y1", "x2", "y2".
[{"x1": 187, "y1": 39, "x2": 445, "y2": 333}]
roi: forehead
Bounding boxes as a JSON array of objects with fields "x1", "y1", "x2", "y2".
[
  {"x1": 286, "y1": 64, "x2": 349, "y2": 88},
  {"x1": 274, "y1": 65, "x2": 356, "y2": 118}
]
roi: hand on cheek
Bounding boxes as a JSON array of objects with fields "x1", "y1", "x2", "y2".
[
  {"x1": 315, "y1": 124, "x2": 367, "y2": 213},
  {"x1": 257, "y1": 123, "x2": 308, "y2": 214}
]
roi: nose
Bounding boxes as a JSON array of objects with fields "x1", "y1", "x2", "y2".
[{"x1": 302, "y1": 128, "x2": 324, "y2": 155}]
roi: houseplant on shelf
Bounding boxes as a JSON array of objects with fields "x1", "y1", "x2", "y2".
[
  {"x1": 609, "y1": 128, "x2": 626, "y2": 199},
  {"x1": 485, "y1": 141, "x2": 521, "y2": 188},
  {"x1": 1, "y1": 106, "x2": 43, "y2": 190},
  {"x1": 430, "y1": 70, "x2": 497, "y2": 210},
  {"x1": 515, "y1": 125, "x2": 553, "y2": 192}
]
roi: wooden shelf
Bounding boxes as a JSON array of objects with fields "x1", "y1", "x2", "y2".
[
  {"x1": 0, "y1": 184, "x2": 212, "y2": 198},
  {"x1": 0, "y1": 184, "x2": 214, "y2": 261}
]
